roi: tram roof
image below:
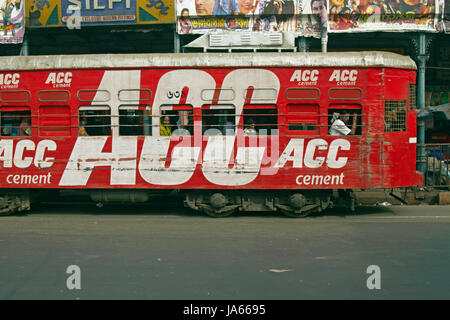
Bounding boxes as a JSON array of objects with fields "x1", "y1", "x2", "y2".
[{"x1": 0, "y1": 51, "x2": 417, "y2": 71}]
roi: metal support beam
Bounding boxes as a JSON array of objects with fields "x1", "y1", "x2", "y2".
[
  {"x1": 416, "y1": 33, "x2": 428, "y2": 175},
  {"x1": 321, "y1": 22, "x2": 328, "y2": 53},
  {"x1": 20, "y1": 34, "x2": 28, "y2": 56},
  {"x1": 321, "y1": 36, "x2": 328, "y2": 53},
  {"x1": 174, "y1": 26, "x2": 181, "y2": 53},
  {"x1": 298, "y1": 37, "x2": 307, "y2": 52}
]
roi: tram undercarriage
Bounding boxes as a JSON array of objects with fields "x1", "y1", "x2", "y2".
[
  {"x1": 0, "y1": 189, "x2": 356, "y2": 217},
  {"x1": 184, "y1": 189, "x2": 356, "y2": 218}
]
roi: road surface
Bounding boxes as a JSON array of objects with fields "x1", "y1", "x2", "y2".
[{"x1": 0, "y1": 202, "x2": 449, "y2": 300}]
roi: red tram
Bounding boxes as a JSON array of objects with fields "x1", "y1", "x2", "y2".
[{"x1": 0, "y1": 52, "x2": 423, "y2": 217}]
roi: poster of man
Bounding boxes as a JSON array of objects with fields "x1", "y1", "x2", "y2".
[
  {"x1": 294, "y1": 0, "x2": 329, "y2": 37},
  {"x1": 0, "y1": 0, "x2": 24, "y2": 43}
]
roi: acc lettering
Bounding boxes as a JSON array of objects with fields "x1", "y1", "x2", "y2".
[
  {"x1": 0, "y1": 73, "x2": 20, "y2": 85},
  {"x1": 60, "y1": 68, "x2": 280, "y2": 187},
  {"x1": 13, "y1": 140, "x2": 35, "y2": 169},
  {"x1": 275, "y1": 139, "x2": 349, "y2": 169},
  {"x1": 139, "y1": 137, "x2": 200, "y2": 185},
  {"x1": 46, "y1": 72, "x2": 72, "y2": 85},
  {"x1": 59, "y1": 136, "x2": 138, "y2": 186},
  {"x1": 0, "y1": 139, "x2": 57, "y2": 169},
  {"x1": 59, "y1": 135, "x2": 351, "y2": 186},
  {"x1": 290, "y1": 70, "x2": 319, "y2": 83},
  {"x1": 329, "y1": 70, "x2": 358, "y2": 82},
  {"x1": 304, "y1": 139, "x2": 327, "y2": 168}
]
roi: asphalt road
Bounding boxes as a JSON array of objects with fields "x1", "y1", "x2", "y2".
[{"x1": 0, "y1": 202, "x2": 449, "y2": 300}]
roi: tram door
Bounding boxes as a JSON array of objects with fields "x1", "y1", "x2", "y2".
[{"x1": 382, "y1": 74, "x2": 417, "y2": 187}]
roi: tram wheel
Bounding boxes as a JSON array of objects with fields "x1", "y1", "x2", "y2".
[
  {"x1": 0, "y1": 207, "x2": 16, "y2": 216},
  {"x1": 277, "y1": 192, "x2": 332, "y2": 218},
  {"x1": 0, "y1": 194, "x2": 30, "y2": 216},
  {"x1": 202, "y1": 206, "x2": 236, "y2": 218},
  {"x1": 279, "y1": 206, "x2": 317, "y2": 218}
]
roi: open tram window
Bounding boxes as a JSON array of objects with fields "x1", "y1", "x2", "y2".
[
  {"x1": 385, "y1": 100, "x2": 406, "y2": 132},
  {"x1": 202, "y1": 105, "x2": 235, "y2": 136},
  {"x1": 160, "y1": 105, "x2": 194, "y2": 136},
  {"x1": 243, "y1": 105, "x2": 278, "y2": 135},
  {"x1": 328, "y1": 105, "x2": 362, "y2": 136},
  {"x1": 119, "y1": 105, "x2": 152, "y2": 136},
  {"x1": 286, "y1": 104, "x2": 319, "y2": 135},
  {"x1": 0, "y1": 107, "x2": 31, "y2": 136},
  {"x1": 79, "y1": 106, "x2": 111, "y2": 136}
]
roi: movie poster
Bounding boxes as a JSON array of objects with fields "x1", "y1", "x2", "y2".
[
  {"x1": 328, "y1": 0, "x2": 439, "y2": 32},
  {"x1": 444, "y1": 0, "x2": 449, "y2": 33},
  {"x1": 0, "y1": 0, "x2": 25, "y2": 44},
  {"x1": 176, "y1": 0, "x2": 441, "y2": 35},
  {"x1": 176, "y1": 0, "x2": 305, "y2": 34}
]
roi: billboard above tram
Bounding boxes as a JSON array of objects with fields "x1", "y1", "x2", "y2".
[
  {"x1": 176, "y1": 0, "x2": 442, "y2": 36},
  {"x1": 26, "y1": 0, "x2": 174, "y2": 28},
  {"x1": 0, "y1": 0, "x2": 25, "y2": 44}
]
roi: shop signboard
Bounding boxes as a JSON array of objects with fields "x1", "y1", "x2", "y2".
[{"x1": 27, "y1": 0, "x2": 174, "y2": 27}]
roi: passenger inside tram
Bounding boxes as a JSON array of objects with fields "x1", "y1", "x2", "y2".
[
  {"x1": 78, "y1": 109, "x2": 111, "y2": 136},
  {"x1": 242, "y1": 107, "x2": 278, "y2": 135},
  {"x1": 328, "y1": 109, "x2": 359, "y2": 135},
  {"x1": 202, "y1": 108, "x2": 235, "y2": 136},
  {"x1": 1, "y1": 111, "x2": 31, "y2": 136},
  {"x1": 243, "y1": 118, "x2": 257, "y2": 136},
  {"x1": 160, "y1": 116, "x2": 172, "y2": 136},
  {"x1": 160, "y1": 109, "x2": 194, "y2": 136},
  {"x1": 18, "y1": 117, "x2": 31, "y2": 136}
]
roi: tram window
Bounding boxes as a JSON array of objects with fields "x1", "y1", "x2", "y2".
[
  {"x1": 0, "y1": 107, "x2": 31, "y2": 136},
  {"x1": 79, "y1": 106, "x2": 111, "y2": 136},
  {"x1": 119, "y1": 89, "x2": 151, "y2": 102},
  {"x1": 0, "y1": 91, "x2": 30, "y2": 103},
  {"x1": 328, "y1": 105, "x2": 362, "y2": 136},
  {"x1": 78, "y1": 90, "x2": 110, "y2": 102},
  {"x1": 288, "y1": 123, "x2": 317, "y2": 131},
  {"x1": 160, "y1": 105, "x2": 194, "y2": 136},
  {"x1": 409, "y1": 85, "x2": 416, "y2": 110},
  {"x1": 286, "y1": 88, "x2": 320, "y2": 100},
  {"x1": 39, "y1": 106, "x2": 71, "y2": 137},
  {"x1": 243, "y1": 105, "x2": 278, "y2": 135},
  {"x1": 201, "y1": 89, "x2": 234, "y2": 101},
  {"x1": 244, "y1": 88, "x2": 277, "y2": 101},
  {"x1": 385, "y1": 100, "x2": 406, "y2": 132},
  {"x1": 202, "y1": 105, "x2": 235, "y2": 136},
  {"x1": 286, "y1": 104, "x2": 319, "y2": 135},
  {"x1": 38, "y1": 90, "x2": 70, "y2": 103},
  {"x1": 119, "y1": 105, "x2": 152, "y2": 136},
  {"x1": 328, "y1": 88, "x2": 362, "y2": 100}
]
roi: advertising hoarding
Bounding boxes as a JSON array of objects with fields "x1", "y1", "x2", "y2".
[
  {"x1": 27, "y1": 0, "x2": 174, "y2": 27},
  {"x1": 176, "y1": 0, "x2": 443, "y2": 35},
  {"x1": 1, "y1": 0, "x2": 25, "y2": 43}
]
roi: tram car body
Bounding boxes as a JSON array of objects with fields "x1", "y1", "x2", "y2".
[{"x1": 0, "y1": 52, "x2": 422, "y2": 216}]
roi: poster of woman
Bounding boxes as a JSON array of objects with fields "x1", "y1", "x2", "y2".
[{"x1": 0, "y1": 0, "x2": 24, "y2": 43}]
